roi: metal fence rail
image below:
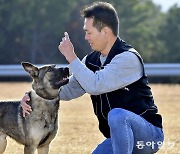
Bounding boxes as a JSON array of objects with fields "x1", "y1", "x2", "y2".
[
  {"x1": 0, "y1": 63, "x2": 180, "y2": 77},
  {"x1": 144, "y1": 63, "x2": 180, "y2": 76},
  {"x1": 0, "y1": 64, "x2": 67, "y2": 77}
]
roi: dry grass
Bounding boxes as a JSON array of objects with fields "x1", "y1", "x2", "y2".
[{"x1": 0, "y1": 83, "x2": 179, "y2": 154}]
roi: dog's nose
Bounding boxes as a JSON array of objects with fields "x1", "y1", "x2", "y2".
[
  {"x1": 59, "y1": 67, "x2": 69, "y2": 75},
  {"x1": 64, "y1": 67, "x2": 69, "y2": 75},
  {"x1": 64, "y1": 67, "x2": 69, "y2": 71}
]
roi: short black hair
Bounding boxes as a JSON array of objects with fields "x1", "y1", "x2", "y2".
[{"x1": 81, "y1": 2, "x2": 119, "y2": 36}]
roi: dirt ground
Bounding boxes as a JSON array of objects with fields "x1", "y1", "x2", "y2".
[{"x1": 0, "y1": 83, "x2": 179, "y2": 154}]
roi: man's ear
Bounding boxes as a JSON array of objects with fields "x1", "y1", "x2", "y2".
[
  {"x1": 21, "y1": 62, "x2": 39, "y2": 78},
  {"x1": 102, "y1": 27, "x2": 112, "y2": 36}
]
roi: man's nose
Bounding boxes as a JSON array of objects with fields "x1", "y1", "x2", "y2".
[{"x1": 85, "y1": 34, "x2": 89, "y2": 41}]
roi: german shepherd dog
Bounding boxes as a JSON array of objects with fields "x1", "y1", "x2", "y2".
[{"x1": 0, "y1": 62, "x2": 69, "y2": 154}]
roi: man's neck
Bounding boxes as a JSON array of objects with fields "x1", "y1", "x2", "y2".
[{"x1": 101, "y1": 36, "x2": 117, "y2": 56}]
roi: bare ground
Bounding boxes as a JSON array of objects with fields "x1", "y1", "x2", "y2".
[{"x1": 0, "y1": 83, "x2": 179, "y2": 154}]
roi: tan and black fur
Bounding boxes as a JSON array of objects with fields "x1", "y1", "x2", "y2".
[{"x1": 0, "y1": 62, "x2": 69, "y2": 154}]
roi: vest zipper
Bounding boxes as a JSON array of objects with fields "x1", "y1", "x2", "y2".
[
  {"x1": 100, "y1": 94, "x2": 107, "y2": 120},
  {"x1": 95, "y1": 96, "x2": 98, "y2": 115},
  {"x1": 87, "y1": 62, "x2": 101, "y2": 116},
  {"x1": 88, "y1": 61, "x2": 110, "y2": 120},
  {"x1": 105, "y1": 94, "x2": 112, "y2": 111},
  {"x1": 98, "y1": 64, "x2": 107, "y2": 120},
  {"x1": 88, "y1": 62, "x2": 100, "y2": 68}
]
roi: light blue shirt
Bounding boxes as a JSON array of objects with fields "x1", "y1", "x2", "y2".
[{"x1": 60, "y1": 50, "x2": 143, "y2": 100}]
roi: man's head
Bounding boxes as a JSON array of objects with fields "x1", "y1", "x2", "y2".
[
  {"x1": 81, "y1": 2, "x2": 119, "y2": 54},
  {"x1": 81, "y1": 2, "x2": 119, "y2": 36}
]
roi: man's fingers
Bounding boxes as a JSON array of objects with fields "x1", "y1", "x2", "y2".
[
  {"x1": 62, "y1": 37, "x2": 65, "y2": 41},
  {"x1": 64, "y1": 32, "x2": 69, "y2": 40},
  {"x1": 23, "y1": 110, "x2": 30, "y2": 117},
  {"x1": 21, "y1": 97, "x2": 32, "y2": 111},
  {"x1": 23, "y1": 104, "x2": 32, "y2": 111},
  {"x1": 23, "y1": 111, "x2": 25, "y2": 117},
  {"x1": 22, "y1": 105, "x2": 31, "y2": 117},
  {"x1": 21, "y1": 104, "x2": 32, "y2": 112}
]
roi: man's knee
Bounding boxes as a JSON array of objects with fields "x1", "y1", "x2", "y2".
[{"x1": 108, "y1": 108, "x2": 130, "y2": 127}]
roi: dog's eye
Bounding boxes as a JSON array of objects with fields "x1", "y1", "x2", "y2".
[{"x1": 47, "y1": 67, "x2": 53, "y2": 72}]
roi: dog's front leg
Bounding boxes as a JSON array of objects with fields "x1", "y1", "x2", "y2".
[
  {"x1": 24, "y1": 145, "x2": 36, "y2": 154},
  {"x1": 37, "y1": 145, "x2": 49, "y2": 154},
  {"x1": 0, "y1": 133, "x2": 7, "y2": 154}
]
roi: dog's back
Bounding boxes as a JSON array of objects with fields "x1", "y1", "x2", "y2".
[{"x1": 0, "y1": 101, "x2": 26, "y2": 144}]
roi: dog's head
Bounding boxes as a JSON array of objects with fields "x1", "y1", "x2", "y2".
[{"x1": 22, "y1": 62, "x2": 69, "y2": 100}]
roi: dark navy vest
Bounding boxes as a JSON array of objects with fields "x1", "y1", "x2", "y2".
[{"x1": 85, "y1": 38, "x2": 162, "y2": 138}]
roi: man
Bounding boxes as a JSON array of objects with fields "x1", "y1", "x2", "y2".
[{"x1": 21, "y1": 2, "x2": 164, "y2": 154}]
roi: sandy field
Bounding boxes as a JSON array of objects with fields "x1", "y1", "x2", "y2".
[{"x1": 0, "y1": 83, "x2": 179, "y2": 154}]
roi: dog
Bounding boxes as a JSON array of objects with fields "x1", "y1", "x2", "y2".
[{"x1": 0, "y1": 62, "x2": 69, "y2": 154}]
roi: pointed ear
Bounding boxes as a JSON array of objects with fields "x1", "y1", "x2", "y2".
[{"x1": 21, "y1": 62, "x2": 39, "y2": 78}]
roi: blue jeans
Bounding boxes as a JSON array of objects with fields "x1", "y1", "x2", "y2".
[{"x1": 92, "y1": 108, "x2": 164, "y2": 154}]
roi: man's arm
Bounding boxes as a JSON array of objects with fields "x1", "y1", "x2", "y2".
[
  {"x1": 69, "y1": 52, "x2": 143, "y2": 95},
  {"x1": 58, "y1": 32, "x2": 143, "y2": 95},
  {"x1": 60, "y1": 75, "x2": 86, "y2": 100},
  {"x1": 59, "y1": 56, "x2": 87, "y2": 101}
]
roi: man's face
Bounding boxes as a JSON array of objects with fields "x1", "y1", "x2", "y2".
[{"x1": 83, "y1": 18, "x2": 107, "y2": 52}]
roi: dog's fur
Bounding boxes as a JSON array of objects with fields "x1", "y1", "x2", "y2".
[{"x1": 0, "y1": 62, "x2": 69, "y2": 154}]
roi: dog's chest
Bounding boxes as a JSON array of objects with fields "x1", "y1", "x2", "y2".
[
  {"x1": 32, "y1": 99, "x2": 58, "y2": 119},
  {"x1": 29, "y1": 96, "x2": 59, "y2": 128},
  {"x1": 40, "y1": 102, "x2": 58, "y2": 125},
  {"x1": 23, "y1": 97, "x2": 59, "y2": 144}
]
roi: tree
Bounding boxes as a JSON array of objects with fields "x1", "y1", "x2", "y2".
[
  {"x1": 66, "y1": 0, "x2": 165, "y2": 62},
  {"x1": 0, "y1": 0, "x2": 178, "y2": 64},
  {"x1": 112, "y1": 0, "x2": 165, "y2": 62},
  {"x1": 158, "y1": 5, "x2": 180, "y2": 62},
  {"x1": 0, "y1": 0, "x2": 77, "y2": 64}
]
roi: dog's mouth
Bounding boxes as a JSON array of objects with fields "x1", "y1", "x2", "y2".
[
  {"x1": 49, "y1": 67, "x2": 70, "y2": 89},
  {"x1": 55, "y1": 76, "x2": 69, "y2": 86}
]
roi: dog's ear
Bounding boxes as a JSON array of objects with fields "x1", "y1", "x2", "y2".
[{"x1": 21, "y1": 62, "x2": 39, "y2": 78}]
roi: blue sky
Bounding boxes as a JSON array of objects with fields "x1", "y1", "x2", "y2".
[{"x1": 152, "y1": 0, "x2": 180, "y2": 12}]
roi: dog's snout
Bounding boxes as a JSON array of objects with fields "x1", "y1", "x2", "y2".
[
  {"x1": 58, "y1": 67, "x2": 69, "y2": 75},
  {"x1": 62, "y1": 67, "x2": 69, "y2": 72},
  {"x1": 64, "y1": 67, "x2": 69, "y2": 72}
]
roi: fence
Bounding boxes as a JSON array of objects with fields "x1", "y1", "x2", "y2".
[
  {"x1": 0, "y1": 64, "x2": 67, "y2": 77},
  {"x1": 0, "y1": 63, "x2": 180, "y2": 77}
]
